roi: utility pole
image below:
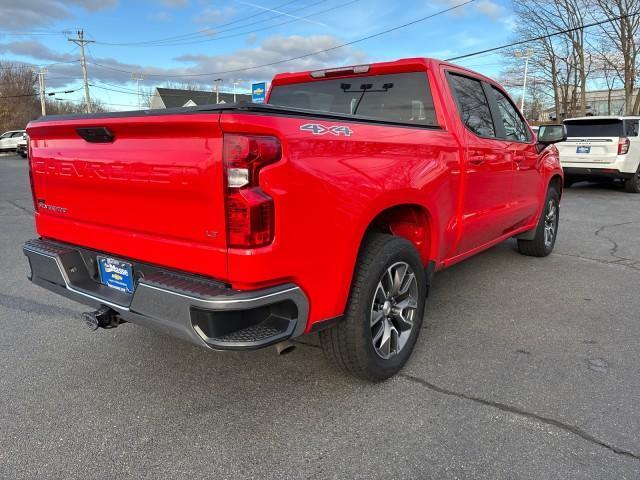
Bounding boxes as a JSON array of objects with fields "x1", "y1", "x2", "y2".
[
  {"x1": 213, "y1": 78, "x2": 222, "y2": 103},
  {"x1": 68, "y1": 29, "x2": 94, "y2": 113},
  {"x1": 34, "y1": 67, "x2": 47, "y2": 116},
  {"x1": 515, "y1": 49, "x2": 534, "y2": 114},
  {"x1": 132, "y1": 72, "x2": 144, "y2": 109}
]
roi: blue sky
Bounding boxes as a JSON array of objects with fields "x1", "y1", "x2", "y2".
[{"x1": 0, "y1": 0, "x2": 516, "y2": 110}]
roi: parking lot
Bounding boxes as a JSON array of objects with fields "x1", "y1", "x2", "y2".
[{"x1": 1, "y1": 152, "x2": 639, "y2": 479}]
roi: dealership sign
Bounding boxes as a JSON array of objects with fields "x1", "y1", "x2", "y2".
[{"x1": 252, "y1": 82, "x2": 267, "y2": 104}]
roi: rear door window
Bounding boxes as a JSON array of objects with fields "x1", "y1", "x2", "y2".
[
  {"x1": 268, "y1": 72, "x2": 438, "y2": 126},
  {"x1": 565, "y1": 120, "x2": 623, "y2": 137},
  {"x1": 491, "y1": 87, "x2": 530, "y2": 142},
  {"x1": 625, "y1": 119, "x2": 639, "y2": 137},
  {"x1": 448, "y1": 73, "x2": 496, "y2": 138}
]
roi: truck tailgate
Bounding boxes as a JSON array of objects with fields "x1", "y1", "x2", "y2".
[{"x1": 27, "y1": 113, "x2": 228, "y2": 280}]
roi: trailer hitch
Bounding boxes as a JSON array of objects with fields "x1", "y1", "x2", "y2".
[{"x1": 82, "y1": 305, "x2": 122, "y2": 330}]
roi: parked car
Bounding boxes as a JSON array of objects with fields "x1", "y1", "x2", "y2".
[
  {"x1": 556, "y1": 116, "x2": 640, "y2": 193},
  {"x1": 23, "y1": 58, "x2": 565, "y2": 381},
  {"x1": 0, "y1": 130, "x2": 26, "y2": 152},
  {"x1": 16, "y1": 132, "x2": 28, "y2": 158}
]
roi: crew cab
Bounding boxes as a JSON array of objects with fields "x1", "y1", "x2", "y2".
[
  {"x1": 23, "y1": 58, "x2": 565, "y2": 381},
  {"x1": 557, "y1": 116, "x2": 640, "y2": 193}
]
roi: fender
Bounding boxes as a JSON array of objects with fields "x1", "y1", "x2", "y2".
[
  {"x1": 517, "y1": 147, "x2": 563, "y2": 241},
  {"x1": 329, "y1": 189, "x2": 444, "y2": 316}
]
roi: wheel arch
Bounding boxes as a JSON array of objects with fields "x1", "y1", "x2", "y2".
[
  {"x1": 548, "y1": 173, "x2": 563, "y2": 198},
  {"x1": 359, "y1": 203, "x2": 436, "y2": 265}
]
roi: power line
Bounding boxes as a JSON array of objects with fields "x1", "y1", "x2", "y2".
[
  {"x1": 87, "y1": 0, "x2": 476, "y2": 79},
  {"x1": 0, "y1": 86, "x2": 82, "y2": 100},
  {"x1": 96, "y1": 0, "x2": 305, "y2": 46},
  {"x1": 52, "y1": 96, "x2": 139, "y2": 108},
  {"x1": 445, "y1": 11, "x2": 640, "y2": 62},
  {"x1": 137, "y1": 0, "x2": 333, "y2": 48},
  {"x1": 90, "y1": 83, "x2": 248, "y2": 98}
]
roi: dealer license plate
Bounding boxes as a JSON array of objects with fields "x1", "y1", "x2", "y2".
[
  {"x1": 97, "y1": 256, "x2": 134, "y2": 293},
  {"x1": 576, "y1": 146, "x2": 591, "y2": 154}
]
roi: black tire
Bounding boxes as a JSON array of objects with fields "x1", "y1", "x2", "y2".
[
  {"x1": 517, "y1": 187, "x2": 560, "y2": 257},
  {"x1": 624, "y1": 168, "x2": 640, "y2": 193},
  {"x1": 319, "y1": 234, "x2": 427, "y2": 381}
]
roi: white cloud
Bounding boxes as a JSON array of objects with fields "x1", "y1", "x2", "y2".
[
  {"x1": 148, "y1": 11, "x2": 172, "y2": 22},
  {"x1": 0, "y1": 40, "x2": 76, "y2": 62},
  {"x1": 193, "y1": 6, "x2": 234, "y2": 24},
  {"x1": 0, "y1": 0, "x2": 118, "y2": 29},
  {"x1": 431, "y1": 0, "x2": 506, "y2": 20},
  {"x1": 475, "y1": 0, "x2": 505, "y2": 19},
  {"x1": 0, "y1": 34, "x2": 367, "y2": 89},
  {"x1": 160, "y1": 0, "x2": 188, "y2": 7}
]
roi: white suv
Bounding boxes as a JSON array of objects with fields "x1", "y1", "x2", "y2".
[
  {"x1": 557, "y1": 116, "x2": 640, "y2": 193},
  {"x1": 0, "y1": 130, "x2": 26, "y2": 152}
]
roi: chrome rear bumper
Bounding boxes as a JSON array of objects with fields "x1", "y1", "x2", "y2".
[{"x1": 23, "y1": 238, "x2": 308, "y2": 350}]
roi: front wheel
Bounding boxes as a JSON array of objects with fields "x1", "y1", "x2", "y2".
[
  {"x1": 517, "y1": 187, "x2": 560, "y2": 257},
  {"x1": 319, "y1": 234, "x2": 427, "y2": 381}
]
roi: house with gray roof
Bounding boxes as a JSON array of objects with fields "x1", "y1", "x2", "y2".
[{"x1": 149, "y1": 87, "x2": 252, "y2": 109}]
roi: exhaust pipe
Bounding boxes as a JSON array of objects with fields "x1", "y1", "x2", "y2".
[
  {"x1": 275, "y1": 340, "x2": 296, "y2": 355},
  {"x1": 82, "y1": 305, "x2": 120, "y2": 331}
]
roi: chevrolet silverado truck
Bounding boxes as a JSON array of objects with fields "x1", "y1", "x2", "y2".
[{"x1": 23, "y1": 58, "x2": 566, "y2": 381}]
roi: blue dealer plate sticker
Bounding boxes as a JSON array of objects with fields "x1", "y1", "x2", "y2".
[
  {"x1": 576, "y1": 146, "x2": 591, "y2": 154},
  {"x1": 98, "y1": 256, "x2": 134, "y2": 293}
]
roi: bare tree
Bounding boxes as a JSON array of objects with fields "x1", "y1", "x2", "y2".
[
  {"x1": 0, "y1": 62, "x2": 40, "y2": 132},
  {"x1": 592, "y1": 0, "x2": 640, "y2": 114},
  {"x1": 508, "y1": 0, "x2": 596, "y2": 120}
]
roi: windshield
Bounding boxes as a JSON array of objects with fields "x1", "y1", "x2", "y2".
[
  {"x1": 268, "y1": 72, "x2": 438, "y2": 126},
  {"x1": 565, "y1": 119, "x2": 623, "y2": 137}
]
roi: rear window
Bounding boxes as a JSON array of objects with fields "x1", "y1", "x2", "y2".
[
  {"x1": 564, "y1": 119, "x2": 623, "y2": 137},
  {"x1": 267, "y1": 72, "x2": 438, "y2": 126}
]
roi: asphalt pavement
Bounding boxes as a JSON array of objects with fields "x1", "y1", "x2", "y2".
[{"x1": 1, "y1": 153, "x2": 639, "y2": 479}]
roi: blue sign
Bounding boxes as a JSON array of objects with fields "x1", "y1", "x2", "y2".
[{"x1": 252, "y1": 82, "x2": 267, "y2": 104}]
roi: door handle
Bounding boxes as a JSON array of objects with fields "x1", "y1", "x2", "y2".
[{"x1": 469, "y1": 156, "x2": 484, "y2": 166}]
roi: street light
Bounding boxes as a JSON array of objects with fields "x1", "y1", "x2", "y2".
[
  {"x1": 213, "y1": 78, "x2": 222, "y2": 104},
  {"x1": 232, "y1": 81, "x2": 240, "y2": 103},
  {"x1": 515, "y1": 49, "x2": 534, "y2": 114},
  {"x1": 131, "y1": 72, "x2": 144, "y2": 109}
]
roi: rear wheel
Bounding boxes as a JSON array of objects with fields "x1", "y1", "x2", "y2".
[
  {"x1": 319, "y1": 234, "x2": 427, "y2": 381},
  {"x1": 624, "y1": 168, "x2": 640, "y2": 193},
  {"x1": 517, "y1": 187, "x2": 560, "y2": 257}
]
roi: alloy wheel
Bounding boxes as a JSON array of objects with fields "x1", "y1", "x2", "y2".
[
  {"x1": 370, "y1": 261, "x2": 418, "y2": 359},
  {"x1": 544, "y1": 199, "x2": 557, "y2": 247}
]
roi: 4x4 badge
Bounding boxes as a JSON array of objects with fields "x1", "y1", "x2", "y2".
[{"x1": 300, "y1": 123, "x2": 353, "y2": 137}]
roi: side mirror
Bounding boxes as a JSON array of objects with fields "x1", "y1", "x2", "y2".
[{"x1": 538, "y1": 124, "x2": 567, "y2": 145}]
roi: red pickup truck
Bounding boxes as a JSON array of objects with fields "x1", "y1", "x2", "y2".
[{"x1": 24, "y1": 58, "x2": 565, "y2": 380}]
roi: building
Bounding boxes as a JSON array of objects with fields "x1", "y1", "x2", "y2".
[
  {"x1": 582, "y1": 88, "x2": 639, "y2": 116},
  {"x1": 542, "y1": 87, "x2": 640, "y2": 121},
  {"x1": 149, "y1": 87, "x2": 252, "y2": 109}
]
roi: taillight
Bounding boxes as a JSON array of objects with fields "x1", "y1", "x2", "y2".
[
  {"x1": 223, "y1": 134, "x2": 281, "y2": 248},
  {"x1": 28, "y1": 148, "x2": 38, "y2": 211},
  {"x1": 618, "y1": 137, "x2": 630, "y2": 155}
]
